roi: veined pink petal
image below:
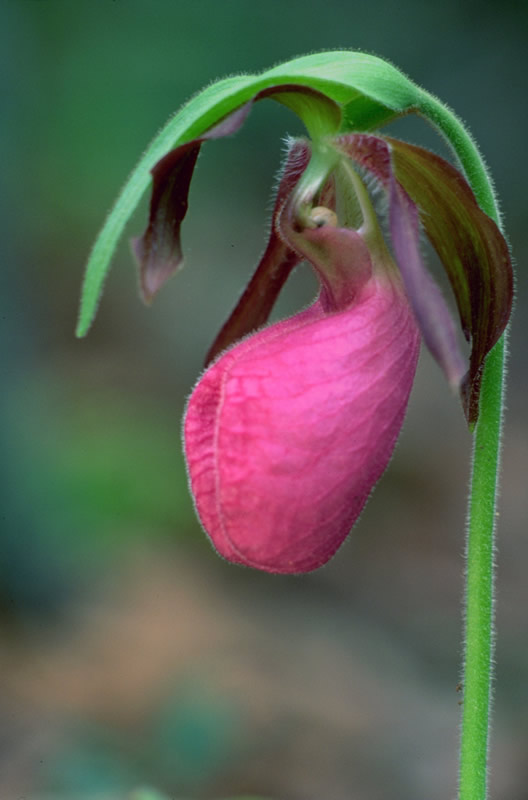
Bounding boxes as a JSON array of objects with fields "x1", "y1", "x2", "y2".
[{"x1": 184, "y1": 276, "x2": 420, "y2": 574}]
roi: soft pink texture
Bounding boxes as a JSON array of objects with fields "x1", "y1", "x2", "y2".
[{"x1": 184, "y1": 277, "x2": 420, "y2": 573}]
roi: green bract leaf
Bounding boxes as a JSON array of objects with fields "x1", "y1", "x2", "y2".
[{"x1": 77, "y1": 51, "x2": 426, "y2": 336}]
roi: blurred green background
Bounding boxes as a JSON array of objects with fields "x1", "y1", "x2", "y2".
[{"x1": 2, "y1": 1, "x2": 527, "y2": 799}]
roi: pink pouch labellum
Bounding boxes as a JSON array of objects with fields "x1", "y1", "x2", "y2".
[{"x1": 184, "y1": 277, "x2": 420, "y2": 574}]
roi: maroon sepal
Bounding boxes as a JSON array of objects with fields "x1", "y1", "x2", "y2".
[
  {"x1": 132, "y1": 101, "x2": 255, "y2": 303},
  {"x1": 334, "y1": 134, "x2": 513, "y2": 423},
  {"x1": 133, "y1": 86, "x2": 340, "y2": 305},
  {"x1": 205, "y1": 139, "x2": 311, "y2": 364},
  {"x1": 132, "y1": 142, "x2": 200, "y2": 303},
  {"x1": 388, "y1": 176, "x2": 467, "y2": 390},
  {"x1": 388, "y1": 136, "x2": 513, "y2": 423}
]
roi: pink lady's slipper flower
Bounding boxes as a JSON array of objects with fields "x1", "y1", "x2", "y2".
[{"x1": 129, "y1": 89, "x2": 511, "y2": 574}]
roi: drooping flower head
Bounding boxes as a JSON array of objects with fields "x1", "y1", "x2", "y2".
[
  {"x1": 77, "y1": 54, "x2": 513, "y2": 573},
  {"x1": 184, "y1": 184, "x2": 422, "y2": 571}
]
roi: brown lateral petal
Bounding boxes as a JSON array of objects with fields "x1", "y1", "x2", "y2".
[
  {"x1": 205, "y1": 139, "x2": 311, "y2": 365},
  {"x1": 387, "y1": 136, "x2": 513, "y2": 423},
  {"x1": 133, "y1": 101, "x2": 255, "y2": 304},
  {"x1": 132, "y1": 142, "x2": 200, "y2": 303},
  {"x1": 389, "y1": 176, "x2": 467, "y2": 390},
  {"x1": 335, "y1": 134, "x2": 467, "y2": 386},
  {"x1": 334, "y1": 133, "x2": 513, "y2": 423},
  {"x1": 134, "y1": 86, "x2": 340, "y2": 305}
]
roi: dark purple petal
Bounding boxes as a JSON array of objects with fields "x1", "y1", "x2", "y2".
[
  {"x1": 132, "y1": 142, "x2": 200, "y2": 303},
  {"x1": 205, "y1": 139, "x2": 311, "y2": 364},
  {"x1": 132, "y1": 101, "x2": 255, "y2": 304},
  {"x1": 389, "y1": 177, "x2": 467, "y2": 389},
  {"x1": 133, "y1": 86, "x2": 340, "y2": 304},
  {"x1": 387, "y1": 136, "x2": 513, "y2": 422},
  {"x1": 334, "y1": 133, "x2": 513, "y2": 422},
  {"x1": 335, "y1": 133, "x2": 467, "y2": 385}
]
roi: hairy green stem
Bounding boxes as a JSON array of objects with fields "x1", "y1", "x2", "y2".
[
  {"x1": 419, "y1": 93, "x2": 507, "y2": 800},
  {"x1": 460, "y1": 335, "x2": 505, "y2": 800}
]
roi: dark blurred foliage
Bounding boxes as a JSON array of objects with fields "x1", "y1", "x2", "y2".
[{"x1": 1, "y1": 1, "x2": 527, "y2": 799}]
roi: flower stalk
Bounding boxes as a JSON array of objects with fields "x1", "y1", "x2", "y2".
[{"x1": 460, "y1": 337, "x2": 504, "y2": 800}]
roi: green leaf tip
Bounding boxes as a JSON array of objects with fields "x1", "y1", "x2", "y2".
[{"x1": 77, "y1": 50, "x2": 426, "y2": 336}]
